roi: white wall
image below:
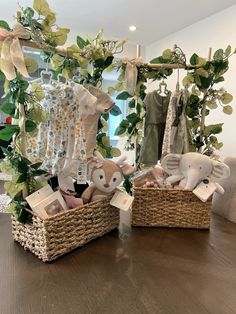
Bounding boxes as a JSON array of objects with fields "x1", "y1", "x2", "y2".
[{"x1": 145, "y1": 4, "x2": 236, "y2": 159}]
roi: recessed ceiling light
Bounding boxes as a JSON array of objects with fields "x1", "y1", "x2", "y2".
[{"x1": 129, "y1": 25, "x2": 137, "y2": 32}]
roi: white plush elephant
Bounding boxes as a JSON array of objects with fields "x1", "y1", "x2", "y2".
[{"x1": 161, "y1": 152, "x2": 230, "y2": 193}]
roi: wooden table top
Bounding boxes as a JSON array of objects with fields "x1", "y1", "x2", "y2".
[{"x1": 1, "y1": 212, "x2": 236, "y2": 314}]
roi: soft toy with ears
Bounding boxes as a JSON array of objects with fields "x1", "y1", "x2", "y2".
[
  {"x1": 81, "y1": 152, "x2": 135, "y2": 203},
  {"x1": 161, "y1": 152, "x2": 230, "y2": 193}
]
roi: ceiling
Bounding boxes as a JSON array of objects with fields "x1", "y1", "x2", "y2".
[{"x1": 2, "y1": 0, "x2": 236, "y2": 45}]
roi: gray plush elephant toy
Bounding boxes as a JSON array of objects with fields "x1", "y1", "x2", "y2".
[{"x1": 161, "y1": 152, "x2": 230, "y2": 193}]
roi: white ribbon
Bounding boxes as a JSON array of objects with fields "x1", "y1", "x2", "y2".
[
  {"x1": 122, "y1": 57, "x2": 143, "y2": 94},
  {"x1": 0, "y1": 23, "x2": 30, "y2": 80}
]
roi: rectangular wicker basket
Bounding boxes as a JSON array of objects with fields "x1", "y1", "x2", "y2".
[
  {"x1": 132, "y1": 186, "x2": 211, "y2": 229},
  {"x1": 11, "y1": 196, "x2": 119, "y2": 262}
]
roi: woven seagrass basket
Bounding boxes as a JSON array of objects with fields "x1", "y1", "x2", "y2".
[
  {"x1": 132, "y1": 186, "x2": 211, "y2": 229},
  {"x1": 11, "y1": 196, "x2": 119, "y2": 262}
]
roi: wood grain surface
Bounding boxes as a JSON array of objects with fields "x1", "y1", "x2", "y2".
[{"x1": 1, "y1": 211, "x2": 236, "y2": 314}]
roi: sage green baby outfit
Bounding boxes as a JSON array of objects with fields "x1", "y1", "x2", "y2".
[{"x1": 139, "y1": 90, "x2": 171, "y2": 164}]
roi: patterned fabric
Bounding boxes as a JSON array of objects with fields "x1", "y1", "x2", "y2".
[
  {"x1": 162, "y1": 89, "x2": 189, "y2": 157},
  {"x1": 161, "y1": 90, "x2": 180, "y2": 157},
  {"x1": 26, "y1": 81, "x2": 96, "y2": 175}
]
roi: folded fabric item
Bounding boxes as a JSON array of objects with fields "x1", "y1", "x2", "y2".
[
  {"x1": 58, "y1": 188, "x2": 83, "y2": 209},
  {"x1": 133, "y1": 166, "x2": 167, "y2": 188}
]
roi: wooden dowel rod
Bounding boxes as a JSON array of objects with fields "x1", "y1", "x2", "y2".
[
  {"x1": 20, "y1": 39, "x2": 68, "y2": 56},
  {"x1": 136, "y1": 44, "x2": 141, "y2": 58},
  {"x1": 146, "y1": 63, "x2": 187, "y2": 69}
]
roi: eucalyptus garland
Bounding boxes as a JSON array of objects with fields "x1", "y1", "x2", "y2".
[
  {"x1": 0, "y1": 0, "x2": 125, "y2": 222},
  {"x1": 114, "y1": 45, "x2": 235, "y2": 164}
]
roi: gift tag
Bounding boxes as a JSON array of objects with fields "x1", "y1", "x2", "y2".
[
  {"x1": 77, "y1": 158, "x2": 87, "y2": 184},
  {"x1": 193, "y1": 178, "x2": 217, "y2": 202},
  {"x1": 26, "y1": 185, "x2": 53, "y2": 208},
  {"x1": 110, "y1": 190, "x2": 134, "y2": 211}
]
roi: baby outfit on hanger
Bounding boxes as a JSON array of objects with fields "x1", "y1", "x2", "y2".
[
  {"x1": 162, "y1": 89, "x2": 189, "y2": 157},
  {"x1": 26, "y1": 81, "x2": 96, "y2": 176},
  {"x1": 139, "y1": 90, "x2": 171, "y2": 165},
  {"x1": 84, "y1": 85, "x2": 115, "y2": 158}
]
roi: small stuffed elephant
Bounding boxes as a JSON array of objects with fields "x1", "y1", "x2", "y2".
[
  {"x1": 81, "y1": 152, "x2": 135, "y2": 203},
  {"x1": 161, "y1": 152, "x2": 230, "y2": 193}
]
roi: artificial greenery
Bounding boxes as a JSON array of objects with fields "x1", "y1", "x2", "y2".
[
  {"x1": 114, "y1": 45, "x2": 234, "y2": 164},
  {"x1": 182, "y1": 45, "x2": 235, "y2": 155},
  {"x1": 0, "y1": 0, "x2": 126, "y2": 221}
]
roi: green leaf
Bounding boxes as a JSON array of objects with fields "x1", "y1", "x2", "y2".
[
  {"x1": 101, "y1": 136, "x2": 110, "y2": 147},
  {"x1": 104, "y1": 56, "x2": 114, "y2": 68},
  {"x1": 221, "y1": 92, "x2": 233, "y2": 104},
  {"x1": 136, "y1": 103, "x2": 142, "y2": 115},
  {"x1": 18, "y1": 160, "x2": 29, "y2": 173},
  {"x1": 214, "y1": 76, "x2": 224, "y2": 84},
  {"x1": 196, "y1": 68, "x2": 209, "y2": 78},
  {"x1": 162, "y1": 49, "x2": 172, "y2": 60},
  {"x1": 0, "y1": 103, "x2": 16, "y2": 116},
  {"x1": 31, "y1": 169, "x2": 47, "y2": 177},
  {"x1": 108, "y1": 87, "x2": 116, "y2": 96},
  {"x1": 19, "y1": 80, "x2": 29, "y2": 91},
  {"x1": 76, "y1": 35, "x2": 89, "y2": 49},
  {"x1": 0, "y1": 126, "x2": 19, "y2": 141},
  {"x1": 223, "y1": 105, "x2": 233, "y2": 115},
  {"x1": 190, "y1": 53, "x2": 199, "y2": 65},
  {"x1": 111, "y1": 147, "x2": 121, "y2": 157},
  {"x1": 120, "y1": 119, "x2": 129, "y2": 128},
  {"x1": 24, "y1": 56, "x2": 38, "y2": 74},
  {"x1": 25, "y1": 120, "x2": 37, "y2": 133},
  {"x1": 30, "y1": 162, "x2": 42, "y2": 170},
  {"x1": 205, "y1": 100, "x2": 217, "y2": 109},
  {"x1": 128, "y1": 99, "x2": 136, "y2": 108},
  {"x1": 31, "y1": 82, "x2": 45, "y2": 101},
  {"x1": 196, "y1": 57, "x2": 207, "y2": 67},
  {"x1": 102, "y1": 113, "x2": 109, "y2": 121},
  {"x1": 114, "y1": 126, "x2": 126, "y2": 136},
  {"x1": 126, "y1": 112, "x2": 138, "y2": 125},
  {"x1": 116, "y1": 91, "x2": 131, "y2": 100},
  {"x1": 225, "y1": 45, "x2": 231, "y2": 57},
  {"x1": 0, "y1": 71, "x2": 5, "y2": 80},
  {"x1": 110, "y1": 105, "x2": 122, "y2": 116},
  {"x1": 0, "y1": 20, "x2": 10, "y2": 30},
  {"x1": 33, "y1": 0, "x2": 50, "y2": 16},
  {"x1": 213, "y1": 49, "x2": 224, "y2": 61},
  {"x1": 16, "y1": 173, "x2": 28, "y2": 184},
  {"x1": 204, "y1": 123, "x2": 223, "y2": 136}
]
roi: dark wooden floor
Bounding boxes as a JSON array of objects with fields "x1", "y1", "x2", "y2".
[{"x1": 1, "y1": 211, "x2": 236, "y2": 314}]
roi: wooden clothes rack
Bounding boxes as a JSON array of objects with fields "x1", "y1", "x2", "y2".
[{"x1": 21, "y1": 40, "x2": 211, "y2": 154}]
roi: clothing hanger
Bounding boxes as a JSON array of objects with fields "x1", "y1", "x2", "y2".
[
  {"x1": 30, "y1": 53, "x2": 54, "y2": 85},
  {"x1": 156, "y1": 79, "x2": 169, "y2": 95}
]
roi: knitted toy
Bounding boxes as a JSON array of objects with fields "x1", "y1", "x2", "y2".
[{"x1": 81, "y1": 152, "x2": 135, "y2": 203}]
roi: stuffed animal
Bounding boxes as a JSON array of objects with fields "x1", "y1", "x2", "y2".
[
  {"x1": 81, "y1": 152, "x2": 135, "y2": 203},
  {"x1": 161, "y1": 152, "x2": 230, "y2": 193},
  {"x1": 213, "y1": 157, "x2": 236, "y2": 223}
]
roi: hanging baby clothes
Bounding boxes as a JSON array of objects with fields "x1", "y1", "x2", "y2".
[
  {"x1": 139, "y1": 90, "x2": 171, "y2": 164},
  {"x1": 26, "y1": 81, "x2": 97, "y2": 176},
  {"x1": 170, "y1": 89, "x2": 189, "y2": 154},
  {"x1": 83, "y1": 85, "x2": 115, "y2": 158},
  {"x1": 161, "y1": 89, "x2": 189, "y2": 157}
]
